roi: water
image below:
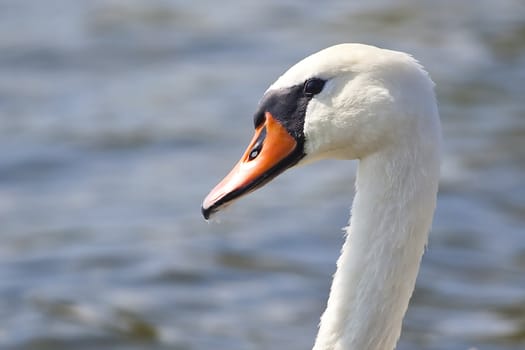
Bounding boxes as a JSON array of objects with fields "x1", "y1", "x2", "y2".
[{"x1": 0, "y1": 1, "x2": 524, "y2": 349}]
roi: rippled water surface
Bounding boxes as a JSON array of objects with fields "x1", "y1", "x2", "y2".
[{"x1": 1, "y1": 1, "x2": 524, "y2": 349}]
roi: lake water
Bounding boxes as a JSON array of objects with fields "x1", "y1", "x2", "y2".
[{"x1": 0, "y1": 1, "x2": 524, "y2": 349}]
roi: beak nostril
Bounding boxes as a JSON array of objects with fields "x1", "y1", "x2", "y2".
[
  {"x1": 249, "y1": 149, "x2": 260, "y2": 160},
  {"x1": 247, "y1": 127, "x2": 266, "y2": 161}
]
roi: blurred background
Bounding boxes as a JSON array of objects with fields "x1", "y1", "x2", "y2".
[{"x1": 0, "y1": 0, "x2": 524, "y2": 349}]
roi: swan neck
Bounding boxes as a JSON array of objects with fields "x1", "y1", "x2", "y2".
[{"x1": 313, "y1": 144, "x2": 440, "y2": 350}]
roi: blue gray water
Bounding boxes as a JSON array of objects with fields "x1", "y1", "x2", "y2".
[{"x1": 0, "y1": 1, "x2": 524, "y2": 349}]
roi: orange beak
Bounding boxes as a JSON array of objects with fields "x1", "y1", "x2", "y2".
[{"x1": 202, "y1": 112, "x2": 302, "y2": 219}]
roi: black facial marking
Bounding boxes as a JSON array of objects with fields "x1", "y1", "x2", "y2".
[
  {"x1": 254, "y1": 78, "x2": 326, "y2": 144},
  {"x1": 253, "y1": 111, "x2": 265, "y2": 128}
]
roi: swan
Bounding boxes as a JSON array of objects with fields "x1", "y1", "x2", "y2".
[{"x1": 201, "y1": 43, "x2": 441, "y2": 350}]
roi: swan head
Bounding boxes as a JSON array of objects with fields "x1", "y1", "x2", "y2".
[{"x1": 202, "y1": 44, "x2": 439, "y2": 219}]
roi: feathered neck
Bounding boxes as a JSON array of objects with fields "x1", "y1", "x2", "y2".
[{"x1": 312, "y1": 136, "x2": 440, "y2": 350}]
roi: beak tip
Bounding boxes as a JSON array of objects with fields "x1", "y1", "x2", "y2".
[
  {"x1": 201, "y1": 205, "x2": 212, "y2": 220},
  {"x1": 202, "y1": 191, "x2": 220, "y2": 220}
]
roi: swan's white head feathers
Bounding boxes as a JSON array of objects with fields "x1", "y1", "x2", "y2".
[
  {"x1": 268, "y1": 44, "x2": 439, "y2": 162},
  {"x1": 202, "y1": 43, "x2": 440, "y2": 220}
]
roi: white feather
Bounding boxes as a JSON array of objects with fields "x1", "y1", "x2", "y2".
[{"x1": 269, "y1": 44, "x2": 441, "y2": 350}]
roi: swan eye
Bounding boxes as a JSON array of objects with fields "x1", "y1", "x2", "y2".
[{"x1": 303, "y1": 78, "x2": 325, "y2": 97}]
